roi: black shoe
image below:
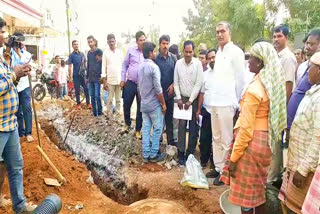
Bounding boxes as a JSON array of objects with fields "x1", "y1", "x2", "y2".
[
  {"x1": 200, "y1": 162, "x2": 207, "y2": 168},
  {"x1": 206, "y1": 169, "x2": 219, "y2": 178},
  {"x1": 213, "y1": 174, "x2": 224, "y2": 186},
  {"x1": 209, "y1": 162, "x2": 215, "y2": 170},
  {"x1": 178, "y1": 151, "x2": 185, "y2": 166},
  {"x1": 185, "y1": 151, "x2": 193, "y2": 161}
]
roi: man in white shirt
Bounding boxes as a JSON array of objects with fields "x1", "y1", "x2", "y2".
[
  {"x1": 273, "y1": 25, "x2": 298, "y2": 102},
  {"x1": 174, "y1": 40, "x2": 203, "y2": 166},
  {"x1": 196, "y1": 49, "x2": 217, "y2": 168},
  {"x1": 207, "y1": 21, "x2": 245, "y2": 186},
  {"x1": 102, "y1": 34, "x2": 124, "y2": 115}
]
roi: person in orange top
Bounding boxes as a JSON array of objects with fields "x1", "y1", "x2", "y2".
[{"x1": 220, "y1": 41, "x2": 287, "y2": 214}]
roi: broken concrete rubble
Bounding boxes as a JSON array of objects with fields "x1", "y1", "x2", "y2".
[{"x1": 37, "y1": 101, "x2": 148, "y2": 204}]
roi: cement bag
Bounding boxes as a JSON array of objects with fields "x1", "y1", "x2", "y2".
[{"x1": 180, "y1": 154, "x2": 209, "y2": 189}]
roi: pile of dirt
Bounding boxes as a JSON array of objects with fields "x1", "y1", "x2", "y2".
[{"x1": 1, "y1": 123, "x2": 127, "y2": 213}]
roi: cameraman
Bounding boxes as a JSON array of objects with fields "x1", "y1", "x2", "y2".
[
  {"x1": 9, "y1": 32, "x2": 34, "y2": 143},
  {"x1": 0, "y1": 17, "x2": 35, "y2": 213}
]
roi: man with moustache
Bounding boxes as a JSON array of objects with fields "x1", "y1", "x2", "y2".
[
  {"x1": 121, "y1": 31, "x2": 146, "y2": 139},
  {"x1": 155, "y1": 35, "x2": 177, "y2": 146},
  {"x1": 174, "y1": 40, "x2": 203, "y2": 166},
  {"x1": 196, "y1": 48, "x2": 217, "y2": 168},
  {"x1": 207, "y1": 21, "x2": 245, "y2": 186}
]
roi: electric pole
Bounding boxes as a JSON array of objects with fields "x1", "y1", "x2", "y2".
[{"x1": 66, "y1": 0, "x2": 71, "y2": 56}]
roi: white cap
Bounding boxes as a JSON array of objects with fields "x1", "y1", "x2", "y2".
[{"x1": 310, "y1": 52, "x2": 320, "y2": 66}]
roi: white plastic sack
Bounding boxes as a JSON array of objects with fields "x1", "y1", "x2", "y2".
[{"x1": 180, "y1": 154, "x2": 209, "y2": 189}]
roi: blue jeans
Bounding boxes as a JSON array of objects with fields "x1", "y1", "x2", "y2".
[
  {"x1": 88, "y1": 81, "x2": 102, "y2": 116},
  {"x1": 16, "y1": 87, "x2": 32, "y2": 137},
  {"x1": 0, "y1": 128, "x2": 26, "y2": 213},
  {"x1": 142, "y1": 106, "x2": 164, "y2": 159},
  {"x1": 59, "y1": 83, "x2": 67, "y2": 99},
  {"x1": 102, "y1": 90, "x2": 108, "y2": 105}
]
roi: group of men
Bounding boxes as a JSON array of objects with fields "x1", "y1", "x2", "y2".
[
  {"x1": 133, "y1": 21, "x2": 247, "y2": 186},
  {"x1": 131, "y1": 22, "x2": 320, "y2": 214}
]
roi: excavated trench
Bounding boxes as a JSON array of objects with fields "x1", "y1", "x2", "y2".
[{"x1": 37, "y1": 104, "x2": 148, "y2": 206}]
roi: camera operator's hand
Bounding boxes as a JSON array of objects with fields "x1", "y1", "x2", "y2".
[{"x1": 13, "y1": 64, "x2": 31, "y2": 79}]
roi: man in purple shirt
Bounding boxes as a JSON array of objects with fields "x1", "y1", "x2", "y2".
[
  {"x1": 287, "y1": 29, "x2": 320, "y2": 136},
  {"x1": 121, "y1": 31, "x2": 146, "y2": 139}
]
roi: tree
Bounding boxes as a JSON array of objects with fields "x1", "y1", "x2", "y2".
[
  {"x1": 147, "y1": 24, "x2": 160, "y2": 45},
  {"x1": 182, "y1": 0, "x2": 267, "y2": 51},
  {"x1": 264, "y1": 0, "x2": 320, "y2": 39},
  {"x1": 121, "y1": 26, "x2": 145, "y2": 44},
  {"x1": 182, "y1": 0, "x2": 216, "y2": 50},
  {"x1": 284, "y1": 0, "x2": 320, "y2": 35}
]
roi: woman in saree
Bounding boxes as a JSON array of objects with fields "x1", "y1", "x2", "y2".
[{"x1": 220, "y1": 41, "x2": 287, "y2": 214}]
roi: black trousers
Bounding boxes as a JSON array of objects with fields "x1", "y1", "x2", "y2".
[
  {"x1": 199, "y1": 107, "x2": 213, "y2": 165},
  {"x1": 122, "y1": 80, "x2": 142, "y2": 131},
  {"x1": 164, "y1": 98, "x2": 174, "y2": 144},
  {"x1": 177, "y1": 96, "x2": 199, "y2": 155}
]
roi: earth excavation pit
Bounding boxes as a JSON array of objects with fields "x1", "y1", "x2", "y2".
[{"x1": 1, "y1": 99, "x2": 240, "y2": 213}]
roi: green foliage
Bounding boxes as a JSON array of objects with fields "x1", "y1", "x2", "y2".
[
  {"x1": 147, "y1": 25, "x2": 160, "y2": 45},
  {"x1": 182, "y1": 0, "x2": 216, "y2": 51},
  {"x1": 182, "y1": 0, "x2": 267, "y2": 51},
  {"x1": 264, "y1": 0, "x2": 320, "y2": 39},
  {"x1": 285, "y1": 0, "x2": 320, "y2": 35}
]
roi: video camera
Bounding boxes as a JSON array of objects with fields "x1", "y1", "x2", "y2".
[{"x1": 8, "y1": 34, "x2": 25, "y2": 49}]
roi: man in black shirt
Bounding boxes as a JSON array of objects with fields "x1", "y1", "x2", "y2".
[
  {"x1": 87, "y1": 35, "x2": 103, "y2": 116},
  {"x1": 155, "y1": 35, "x2": 177, "y2": 145}
]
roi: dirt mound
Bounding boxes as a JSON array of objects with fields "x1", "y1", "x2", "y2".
[{"x1": 1, "y1": 123, "x2": 127, "y2": 213}]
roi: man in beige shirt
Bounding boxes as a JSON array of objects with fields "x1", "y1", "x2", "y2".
[
  {"x1": 273, "y1": 25, "x2": 298, "y2": 103},
  {"x1": 102, "y1": 34, "x2": 124, "y2": 115},
  {"x1": 270, "y1": 25, "x2": 298, "y2": 184}
]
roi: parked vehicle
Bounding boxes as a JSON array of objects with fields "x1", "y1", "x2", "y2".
[{"x1": 32, "y1": 70, "x2": 85, "y2": 102}]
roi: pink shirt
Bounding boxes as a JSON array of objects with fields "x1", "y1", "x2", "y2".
[{"x1": 58, "y1": 66, "x2": 67, "y2": 84}]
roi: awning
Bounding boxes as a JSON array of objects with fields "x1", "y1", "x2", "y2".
[{"x1": 0, "y1": 0, "x2": 42, "y2": 27}]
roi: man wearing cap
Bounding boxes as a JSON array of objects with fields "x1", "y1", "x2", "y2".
[{"x1": 279, "y1": 51, "x2": 320, "y2": 214}]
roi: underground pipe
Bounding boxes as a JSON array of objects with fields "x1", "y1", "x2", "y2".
[{"x1": 33, "y1": 194, "x2": 62, "y2": 214}]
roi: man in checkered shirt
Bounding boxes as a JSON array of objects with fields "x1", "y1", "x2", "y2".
[{"x1": 0, "y1": 17, "x2": 35, "y2": 214}]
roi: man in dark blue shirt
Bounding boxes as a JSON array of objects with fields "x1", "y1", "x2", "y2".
[
  {"x1": 155, "y1": 35, "x2": 177, "y2": 145},
  {"x1": 86, "y1": 35, "x2": 103, "y2": 116},
  {"x1": 68, "y1": 40, "x2": 90, "y2": 110}
]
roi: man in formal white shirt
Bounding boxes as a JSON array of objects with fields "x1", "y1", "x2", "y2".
[
  {"x1": 102, "y1": 34, "x2": 124, "y2": 115},
  {"x1": 174, "y1": 40, "x2": 203, "y2": 166},
  {"x1": 206, "y1": 21, "x2": 245, "y2": 186}
]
